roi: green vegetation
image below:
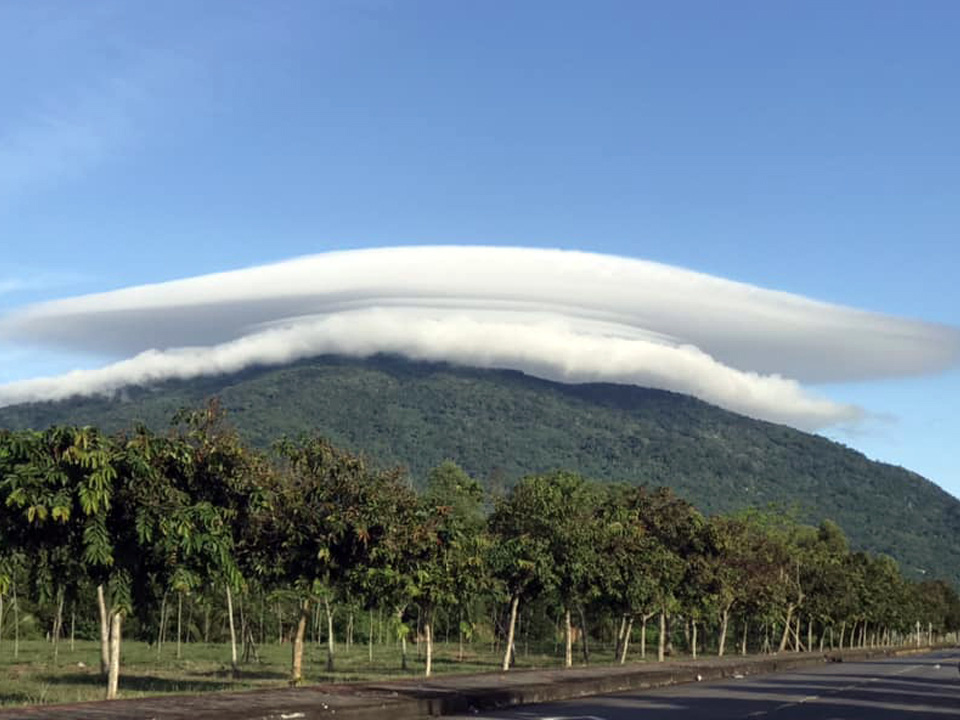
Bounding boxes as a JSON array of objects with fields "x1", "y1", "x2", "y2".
[
  {"x1": 0, "y1": 354, "x2": 957, "y2": 585},
  {"x1": 1, "y1": 405, "x2": 959, "y2": 707},
  {"x1": 0, "y1": 639, "x2": 596, "y2": 707}
]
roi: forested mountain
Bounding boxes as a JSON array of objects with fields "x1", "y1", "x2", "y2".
[{"x1": 1, "y1": 354, "x2": 957, "y2": 585}]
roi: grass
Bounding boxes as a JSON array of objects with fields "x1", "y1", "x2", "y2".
[{"x1": 0, "y1": 637, "x2": 633, "y2": 707}]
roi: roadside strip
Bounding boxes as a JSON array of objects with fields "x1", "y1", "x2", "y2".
[{"x1": 0, "y1": 646, "x2": 946, "y2": 720}]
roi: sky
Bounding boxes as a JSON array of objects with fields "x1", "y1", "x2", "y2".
[{"x1": 1, "y1": 1, "x2": 958, "y2": 496}]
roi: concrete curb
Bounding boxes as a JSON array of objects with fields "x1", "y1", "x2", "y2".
[{"x1": 0, "y1": 646, "x2": 944, "y2": 720}]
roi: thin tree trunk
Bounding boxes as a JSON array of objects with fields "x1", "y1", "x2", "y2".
[
  {"x1": 324, "y1": 596, "x2": 335, "y2": 672},
  {"x1": 97, "y1": 584, "x2": 109, "y2": 676},
  {"x1": 12, "y1": 583, "x2": 18, "y2": 660},
  {"x1": 277, "y1": 602, "x2": 283, "y2": 645},
  {"x1": 691, "y1": 620, "x2": 698, "y2": 659},
  {"x1": 778, "y1": 606, "x2": 794, "y2": 652},
  {"x1": 177, "y1": 593, "x2": 183, "y2": 660},
  {"x1": 0, "y1": 593, "x2": 3, "y2": 651},
  {"x1": 416, "y1": 606, "x2": 422, "y2": 659},
  {"x1": 564, "y1": 607, "x2": 573, "y2": 668},
  {"x1": 658, "y1": 610, "x2": 666, "y2": 662},
  {"x1": 368, "y1": 607, "x2": 374, "y2": 663},
  {"x1": 458, "y1": 608, "x2": 464, "y2": 662},
  {"x1": 156, "y1": 592, "x2": 167, "y2": 660},
  {"x1": 397, "y1": 607, "x2": 408, "y2": 671},
  {"x1": 741, "y1": 618, "x2": 748, "y2": 656},
  {"x1": 70, "y1": 605, "x2": 76, "y2": 652},
  {"x1": 807, "y1": 618, "x2": 813, "y2": 653},
  {"x1": 502, "y1": 595, "x2": 520, "y2": 671},
  {"x1": 291, "y1": 600, "x2": 309, "y2": 685},
  {"x1": 53, "y1": 588, "x2": 64, "y2": 662},
  {"x1": 106, "y1": 610, "x2": 123, "y2": 700},
  {"x1": 619, "y1": 617, "x2": 634, "y2": 664},
  {"x1": 615, "y1": 615, "x2": 628, "y2": 661},
  {"x1": 578, "y1": 605, "x2": 590, "y2": 665},
  {"x1": 641, "y1": 615, "x2": 648, "y2": 659},
  {"x1": 226, "y1": 586, "x2": 239, "y2": 676},
  {"x1": 718, "y1": 607, "x2": 729, "y2": 657},
  {"x1": 840, "y1": 621, "x2": 847, "y2": 650},
  {"x1": 424, "y1": 616, "x2": 433, "y2": 678}
]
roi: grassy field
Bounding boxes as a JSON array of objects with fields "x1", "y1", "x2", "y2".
[{"x1": 0, "y1": 638, "x2": 632, "y2": 707}]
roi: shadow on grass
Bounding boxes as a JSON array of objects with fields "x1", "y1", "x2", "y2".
[
  {"x1": 194, "y1": 667, "x2": 289, "y2": 681},
  {"x1": 40, "y1": 672, "x2": 236, "y2": 694},
  {"x1": 0, "y1": 692, "x2": 35, "y2": 706}
]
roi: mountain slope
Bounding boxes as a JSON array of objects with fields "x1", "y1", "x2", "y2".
[{"x1": 1, "y1": 354, "x2": 957, "y2": 584}]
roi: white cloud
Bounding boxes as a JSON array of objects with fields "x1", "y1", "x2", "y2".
[{"x1": 0, "y1": 246, "x2": 957, "y2": 430}]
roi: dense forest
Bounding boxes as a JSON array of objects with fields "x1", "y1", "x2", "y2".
[
  {"x1": 1, "y1": 354, "x2": 958, "y2": 586},
  {"x1": 1, "y1": 404, "x2": 959, "y2": 701}
]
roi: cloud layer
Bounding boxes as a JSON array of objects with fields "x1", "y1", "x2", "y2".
[{"x1": 1, "y1": 246, "x2": 958, "y2": 430}]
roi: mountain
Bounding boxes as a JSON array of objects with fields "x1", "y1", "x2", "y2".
[{"x1": 1, "y1": 354, "x2": 957, "y2": 585}]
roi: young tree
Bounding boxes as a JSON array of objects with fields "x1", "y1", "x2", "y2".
[{"x1": 266, "y1": 435, "x2": 410, "y2": 683}]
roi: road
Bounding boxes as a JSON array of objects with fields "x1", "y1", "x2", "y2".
[{"x1": 451, "y1": 649, "x2": 960, "y2": 720}]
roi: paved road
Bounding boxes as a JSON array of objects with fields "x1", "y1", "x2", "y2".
[{"x1": 452, "y1": 649, "x2": 960, "y2": 720}]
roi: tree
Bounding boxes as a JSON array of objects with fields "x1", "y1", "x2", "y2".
[
  {"x1": 266, "y1": 435, "x2": 409, "y2": 683},
  {"x1": 495, "y1": 473, "x2": 601, "y2": 668}
]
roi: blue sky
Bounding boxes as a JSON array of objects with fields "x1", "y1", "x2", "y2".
[{"x1": 1, "y1": 1, "x2": 959, "y2": 496}]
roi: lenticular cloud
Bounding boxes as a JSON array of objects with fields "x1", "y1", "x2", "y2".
[{"x1": 0, "y1": 246, "x2": 957, "y2": 431}]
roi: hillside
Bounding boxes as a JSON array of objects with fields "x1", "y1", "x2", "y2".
[{"x1": 1, "y1": 354, "x2": 958, "y2": 585}]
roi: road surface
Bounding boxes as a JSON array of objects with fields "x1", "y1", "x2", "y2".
[{"x1": 451, "y1": 649, "x2": 960, "y2": 720}]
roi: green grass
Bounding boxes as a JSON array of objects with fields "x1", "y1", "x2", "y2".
[{"x1": 0, "y1": 638, "x2": 632, "y2": 707}]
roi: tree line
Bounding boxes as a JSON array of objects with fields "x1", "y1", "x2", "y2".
[{"x1": 1, "y1": 402, "x2": 958, "y2": 699}]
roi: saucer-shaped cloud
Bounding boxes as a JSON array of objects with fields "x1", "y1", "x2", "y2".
[{"x1": 0, "y1": 246, "x2": 957, "y2": 430}]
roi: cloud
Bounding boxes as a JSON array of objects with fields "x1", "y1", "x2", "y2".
[{"x1": 0, "y1": 246, "x2": 957, "y2": 430}]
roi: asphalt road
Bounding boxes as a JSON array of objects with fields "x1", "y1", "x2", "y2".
[{"x1": 452, "y1": 649, "x2": 960, "y2": 720}]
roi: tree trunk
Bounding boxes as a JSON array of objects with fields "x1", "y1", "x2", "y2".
[
  {"x1": 718, "y1": 607, "x2": 729, "y2": 657},
  {"x1": 640, "y1": 615, "x2": 648, "y2": 659},
  {"x1": 502, "y1": 595, "x2": 520, "y2": 671},
  {"x1": 324, "y1": 596, "x2": 335, "y2": 672},
  {"x1": 665, "y1": 613, "x2": 675, "y2": 657},
  {"x1": 156, "y1": 592, "x2": 167, "y2": 660},
  {"x1": 12, "y1": 583, "x2": 18, "y2": 659},
  {"x1": 177, "y1": 593, "x2": 183, "y2": 660},
  {"x1": 658, "y1": 610, "x2": 666, "y2": 662},
  {"x1": 563, "y1": 607, "x2": 573, "y2": 668},
  {"x1": 619, "y1": 617, "x2": 634, "y2": 664},
  {"x1": 691, "y1": 620, "x2": 698, "y2": 659},
  {"x1": 106, "y1": 610, "x2": 123, "y2": 700},
  {"x1": 741, "y1": 619, "x2": 748, "y2": 656},
  {"x1": 614, "y1": 615, "x2": 627, "y2": 661},
  {"x1": 807, "y1": 618, "x2": 813, "y2": 653},
  {"x1": 226, "y1": 586, "x2": 239, "y2": 676},
  {"x1": 53, "y1": 588, "x2": 64, "y2": 662},
  {"x1": 397, "y1": 607, "x2": 408, "y2": 671},
  {"x1": 277, "y1": 602, "x2": 283, "y2": 645},
  {"x1": 424, "y1": 617, "x2": 433, "y2": 678},
  {"x1": 291, "y1": 600, "x2": 309, "y2": 685},
  {"x1": 369, "y1": 607, "x2": 374, "y2": 663},
  {"x1": 457, "y1": 608, "x2": 464, "y2": 662},
  {"x1": 778, "y1": 605, "x2": 794, "y2": 652},
  {"x1": 840, "y1": 621, "x2": 847, "y2": 650},
  {"x1": 97, "y1": 584, "x2": 110, "y2": 677},
  {"x1": 578, "y1": 605, "x2": 590, "y2": 665},
  {"x1": 70, "y1": 606, "x2": 76, "y2": 652}
]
